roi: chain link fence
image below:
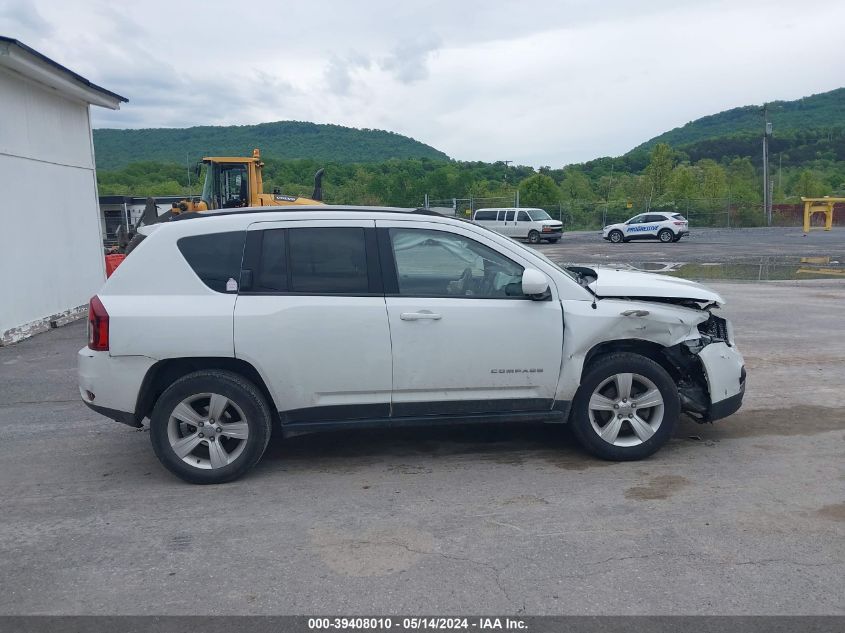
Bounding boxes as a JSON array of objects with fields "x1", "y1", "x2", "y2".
[{"x1": 422, "y1": 197, "x2": 845, "y2": 231}]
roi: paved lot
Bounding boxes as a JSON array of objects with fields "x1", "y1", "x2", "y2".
[
  {"x1": 0, "y1": 227, "x2": 843, "y2": 615},
  {"x1": 537, "y1": 225, "x2": 845, "y2": 265}
]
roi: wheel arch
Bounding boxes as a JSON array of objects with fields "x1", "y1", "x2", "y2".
[
  {"x1": 135, "y1": 357, "x2": 278, "y2": 424},
  {"x1": 582, "y1": 339, "x2": 679, "y2": 382}
]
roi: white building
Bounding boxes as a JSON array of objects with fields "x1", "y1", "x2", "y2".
[{"x1": 0, "y1": 36, "x2": 126, "y2": 344}]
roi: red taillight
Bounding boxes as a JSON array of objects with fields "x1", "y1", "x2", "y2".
[
  {"x1": 673, "y1": 221, "x2": 685, "y2": 225},
  {"x1": 88, "y1": 295, "x2": 109, "y2": 351}
]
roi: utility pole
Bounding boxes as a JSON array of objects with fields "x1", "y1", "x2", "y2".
[
  {"x1": 603, "y1": 163, "x2": 614, "y2": 227},
  {"x1": 762, "y1": 105, "x2": 773, "y2": 226},
  {"x1": 501, "y1": 160, "x2": 512, "y2": 195}
]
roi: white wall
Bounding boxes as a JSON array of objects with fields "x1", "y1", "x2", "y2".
[{"x1": 0, "y1": 66, "x2": 105, "y2": 341}]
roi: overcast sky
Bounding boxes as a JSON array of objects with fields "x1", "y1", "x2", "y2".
[{"x1": 2, "y1": 0, "x2": 842, "y2": 166}]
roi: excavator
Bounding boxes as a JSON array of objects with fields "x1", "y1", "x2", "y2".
[{"x1": 120, "y1": 149, "x2": 324, "y2": 254}]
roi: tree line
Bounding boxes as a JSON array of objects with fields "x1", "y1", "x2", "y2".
[{"x1": 97, "y1": 144, "x2": 845, "y2": 228}]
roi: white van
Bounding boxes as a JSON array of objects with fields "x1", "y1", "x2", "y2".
[{"x1": 473, "y1": 208, "x2": 563, "y2": 244}]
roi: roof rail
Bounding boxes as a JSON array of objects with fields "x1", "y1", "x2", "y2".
[{"x1": 168, "y1": 205, "x2": 448, "y2": 222}]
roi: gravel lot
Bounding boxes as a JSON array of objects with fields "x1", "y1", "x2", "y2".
[{"x1": 0, "y1": 227, "x2": 843, "y2": 615}]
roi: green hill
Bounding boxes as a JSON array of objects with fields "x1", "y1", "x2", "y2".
[
  {"x1": 92, "y1": 120, "x2": 449, "y2": 169},
  {"x1": 627, "y1": 87, "x2": 845, "y2": 168},
  {"x1": 636, "y1": 87, "x2": 845, "y2": 149}
]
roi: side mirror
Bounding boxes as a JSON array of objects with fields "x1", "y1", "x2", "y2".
[{"x1": 521, "y1": 268, "x2": 550, "y2": 299}]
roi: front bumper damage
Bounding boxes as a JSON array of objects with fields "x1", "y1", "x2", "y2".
[{"x1": 663, "y1": 315, "x2": 745, "y2": 422}]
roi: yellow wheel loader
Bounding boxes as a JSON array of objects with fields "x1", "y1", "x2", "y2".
[{"x1": 124, "y1": 149, "x2": 324, "y2": 254}]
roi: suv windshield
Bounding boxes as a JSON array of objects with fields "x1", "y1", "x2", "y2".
[{"x1": 529, "y1": 209, "x2": 552, "y2": 221}]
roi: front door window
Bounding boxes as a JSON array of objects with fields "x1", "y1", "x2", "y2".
[{"x1": 390, "y1": 228, "x2": 523, "y2": 298}]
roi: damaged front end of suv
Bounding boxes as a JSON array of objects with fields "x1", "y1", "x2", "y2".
[
  {"x1": 559, "y1": 267, "x2": 746, "y2": 424},
  {"x1": 655, "y1": 308, "x2": 745, "y2": 422}
]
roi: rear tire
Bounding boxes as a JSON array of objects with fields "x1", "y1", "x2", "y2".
[
  {"x1": 149, "y1": 370, "x2": 273, "y2": 484},
  {"x1": 528, "y1": 230, "x2": 541, "y2": 244},
  {"x1": 658, "y1": 229, "x2": 674, "y2": 243},
  {"x1": 569, "y1": 353, "x2": 680, "y2": 461}
]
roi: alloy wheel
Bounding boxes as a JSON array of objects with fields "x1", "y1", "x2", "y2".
[
  {"x1": 166, "y1": 393, "x2": 250, "y2": 469},
  {"x1": 587, "y1": 373, "x2": 664, "y2": 447}
]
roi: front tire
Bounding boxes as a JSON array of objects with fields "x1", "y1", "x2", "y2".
[
  {"x1": 569, "y1": 353, "x2": 680, "y2": 461},
  {"x1": 658, "y1": 229, "x2": 674, "y2": 243},
  {"x1": 150, "y1": 370, "x2": 273, "y2": 484},
  {"x1": 608, "y1": 230, "x2": 623, "y2": 244},
  {"x1": 527, "y1": 230, "x2": 541, "y2": 244}
]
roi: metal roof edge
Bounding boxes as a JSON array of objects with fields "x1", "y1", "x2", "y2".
[{"x1": 0, "y1": 35, "x2": 128, "y2": 105}]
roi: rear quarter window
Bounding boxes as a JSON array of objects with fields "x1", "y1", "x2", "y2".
[
  {"x1": 474, "y1": 210, "x2": 497, "y2": 221},
  {"x1": 672, "y1": 214, "x2": 687, "y2": 220},
  {"x1": 177, "y1": 231, "x2": 245, "y2": 293}
]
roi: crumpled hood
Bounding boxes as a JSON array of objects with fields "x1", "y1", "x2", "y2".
[{"x1": 586, "y1": 267, "x2": 724, "y2": 304}]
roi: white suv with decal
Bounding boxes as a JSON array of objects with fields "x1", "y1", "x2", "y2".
[
  {"x1": 603, "y1": 212, "x2": 689, "y2": 243},
  {"x1": 79, "y1": 206, "x2": 743, "y2": 484}
]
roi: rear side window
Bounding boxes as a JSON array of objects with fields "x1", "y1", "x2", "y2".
[
  {"x1": 474, "y1": 210, "x2": 497, "y2": 221},
  {"x1": 177, "y1": 231, "x2": 245, "y2": 293},
  {"x1": 257, "y1": 229, "x2": 287, "y2": 291},
  {"x1": 290, "y1": 228, "x2": 368, "y2": 293},
  {"x1": 645, "y1": 214, "x2": 666, "y2": 222},
  {"x1": 504, "y1": 211, "x2": 515, "y2": 221},
  {"x1": 251, "y1": 227, "x2": 370, "y2": 294}
]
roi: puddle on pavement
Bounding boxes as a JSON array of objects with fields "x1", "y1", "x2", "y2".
[{"x1": 574, "y1": 256, "x2": 845, "y2": 281}]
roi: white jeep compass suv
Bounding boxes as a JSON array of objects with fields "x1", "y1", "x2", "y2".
[{"x1": 79, "y1": 206, "x2": 744, "y2": 484}]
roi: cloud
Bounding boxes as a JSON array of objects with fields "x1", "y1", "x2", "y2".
[
  {"x1": 324, "y1": 52, "x2": 371, "y2": 95},
  {"x1": 0, "y1": 1, "x2": 52, "y2": 38},
  {"x1": 2, "y1": 0, "x2": 844, "y2": 167},
  {"x1": 381, "y1": 35, "x2": 440, "y2": 83}
]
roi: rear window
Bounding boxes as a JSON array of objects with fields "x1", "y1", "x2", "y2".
[
  {"x1": 474, "y1": 210, "x2": 497, "y2": 221},
  {"x1": 289, "y1": 228, "x2": 368, "y2": 293},
  {"x1": 672, "y1": 214, "x2": 687, "y2": 221},
  {"x1": 253, "y1": 227, "x2": 369, "y2": 294},
  {"x1": 177, "y1": 231, "x2": 245, "y2": 293},
  {"x1": 257, "y1": 229, "x2": 287, "y2": 292}
]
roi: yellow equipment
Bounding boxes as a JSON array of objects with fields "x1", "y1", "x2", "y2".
[
  {"x1": 124, "y1": 149, "x2": 324, "y2": 255},
  {"x1": 171, "y1": 148, "x2": 323, "y2": 213},
  {"x1": 801, "y1": 196, "x2": 843, "y2": 233}
]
